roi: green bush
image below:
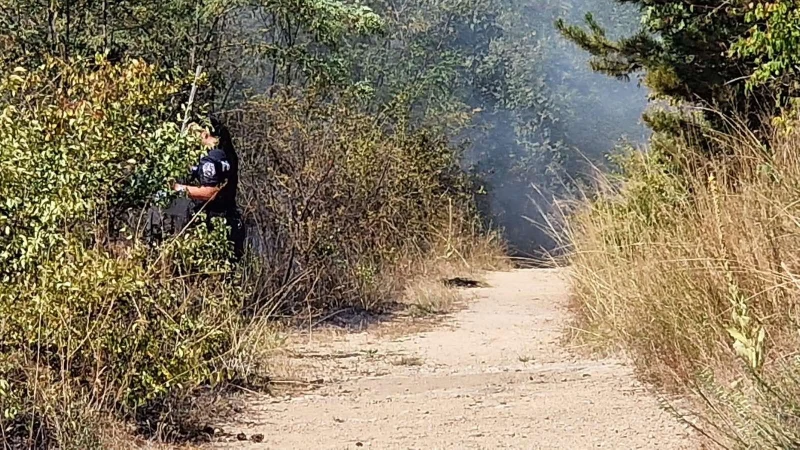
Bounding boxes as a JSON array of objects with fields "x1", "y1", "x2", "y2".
[
  {"x1": 0, "y1": 49, "x2": 504, "y2": 447},
  {"x1": 0, "y1": 57, "x2": 244, "y2": 447}
]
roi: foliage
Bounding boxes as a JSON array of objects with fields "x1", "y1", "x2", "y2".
[
  {"x1": 0, "y1": 1, "x2": 511, "y2": 446},
  {"x1": 0, "y1": 58, "x2": 196, "y2": 272},
  {"x1": 566, "y1": 117, "x2": 800, "y2": 448},
  {"x1": 232, "y1": 92, "x2": 492, "y2": 313},
  {"x1": 0, "y1": 57, "x2": 248, "y2": 448},
  {"x1": 225, "y1": 0, "x2": 384, "y2": 94},
  {"x1": 2, "y1": 0, "x2": 652, "y2": 255},
  {"x1": 731, "y1": 0, "x2": 800, "y2": 91},
  {"x1": 0, "y1": 0, "x2": 384, "y2": 106},
  {"x1": 557, "y1": 0, "x2": 800, "y2": 131},
  {"x1": 0, "y1": 0, "x2": 211, "y2": 66},
  {"x1": 557, "y1": 3, "x2": 744, "y2": 103},
  {"x1": 346, "y1": 0, "x2": 648, "y2": 254}
]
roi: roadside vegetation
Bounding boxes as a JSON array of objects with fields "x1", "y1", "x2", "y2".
[
  {"x1": 0, "y1": 0, "x2": 660, "y2": 446},
  {"x1": 0, "y1": 0, "x2": 619, "y2": 446},
  {"x1": 562, "y1": 0, "x2": 800, "y2": 447},
  {"x1": 0, "y1": 3, "x2": 504, "y2": 448}
]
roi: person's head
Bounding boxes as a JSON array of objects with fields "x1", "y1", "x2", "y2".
[
  {"x1": 200, "y1": 115, "x2": 234, "y2": 151},
  {"x1": 198, "y1": 127, "x2": 218, "y2": 148}
]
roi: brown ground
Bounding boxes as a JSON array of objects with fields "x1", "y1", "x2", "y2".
[{"x1": 210, "y1": 269, "x2": 698, "y2": 449}]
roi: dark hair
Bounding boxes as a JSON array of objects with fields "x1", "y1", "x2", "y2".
[{"x1": 207, "y1": 115, "x2": 235, "y2": 156}]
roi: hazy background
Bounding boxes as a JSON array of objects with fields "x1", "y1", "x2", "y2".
[
  {"x1": 219, "y1": 0, "x2": 651, "y2": 257},
  {"x1": 355, "y1": 0, "x2": 651, "y2": 256}
]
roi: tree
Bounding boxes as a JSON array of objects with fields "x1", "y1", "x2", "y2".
[
  {"x1": 556, "y1": 0, "x2": 800, "y2": 131},
  {"x1": 344, "y1": 0, "x2": 647, "y2": 255},
  {"x1": 0, "y1": 0, "x2": 383, "y2": 107}
]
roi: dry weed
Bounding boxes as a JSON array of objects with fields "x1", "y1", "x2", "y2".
[
  {"x1": 405, "y1": 278, "x2": 461, "y2": 316},
  {"x1": 566, "y1": 121, "x2": 800, "y2": 448}
]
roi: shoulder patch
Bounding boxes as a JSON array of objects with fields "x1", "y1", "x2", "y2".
[{"x1": 201, "y1": 161, "x2": 216, "y2": 178}]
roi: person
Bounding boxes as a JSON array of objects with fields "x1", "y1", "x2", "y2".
[{"x1": 173, "y1": 116, "x2": 244, "y2": 260}]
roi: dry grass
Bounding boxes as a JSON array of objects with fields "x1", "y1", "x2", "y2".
[
  {"x1": 375, "y1": 207, "x2": 508, "y2": 317},
  {"x1": 404, "y1": 278, "x2": 461, "y2": 316},
  {"x1": 566, "y1": 121, "x2": 800, "y2": 448}
]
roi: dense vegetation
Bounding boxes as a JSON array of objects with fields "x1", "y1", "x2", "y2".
[
  {"x1": 14, "y1": 0, "x2": 800, "y2": 446},
  {"x1": 562, "y1": 0, "x2": 800, "y2": 448},
  {"x1": 0, "y1": 0, "x2": 649, "y2": 447}
]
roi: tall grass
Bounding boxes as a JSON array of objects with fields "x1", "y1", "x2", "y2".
[{"x1": 567, "y1": 119, "x2": 800, "y2": 448}]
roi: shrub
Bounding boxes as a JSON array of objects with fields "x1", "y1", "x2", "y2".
[
  {"x1": 0, "y1": 57, "x2": 504, "y2": 448},
  {"x1": 0, "y1": 57, "x2": 245, "y2": 447},
  {"x1": 231, "y1": 92, "x2": 500, "y2": 315},
  {"x1": 567, "y1": 119, "x2": 800, "y2": 448}
]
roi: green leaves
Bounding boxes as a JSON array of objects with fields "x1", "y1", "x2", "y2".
[
  {"x1": 0, "y1": 57, "x2": 244, "y2": 443},
  {"x1": 560, "y1": 0, "x2": 800, "y2": 134},
  {"x1": 0, "y1": 57, "x2": 201, "y2": 271},
  {"x1": 731, "y1": 0, "x2": 800, "y2": 91}
]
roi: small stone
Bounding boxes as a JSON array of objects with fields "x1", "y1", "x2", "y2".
[
  {"x1": 236, "y1": 432, "x2": 247, "y2": 441},
  {"x1": 356, "y1": 442, "x2": 364, "y2": 447},
  {"x1": 251, "y1": 434, "x2": 264, "y2": 443}
]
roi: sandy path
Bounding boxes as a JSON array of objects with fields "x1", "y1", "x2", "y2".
[{"x1": 212, "y1": 269, "x2": 696, "y2": 449}]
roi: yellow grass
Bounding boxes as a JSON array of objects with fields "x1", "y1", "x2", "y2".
[{"x1": 566, "y1": 122, "x2": 800, "y2": 448}]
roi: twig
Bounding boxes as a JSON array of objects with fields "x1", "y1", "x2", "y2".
[
  {"x1": 181, "y1": 65, "x2": 203, "y2": 134},
  {"x1": 269, "y1": 378, "x2": 324, "y2": 386}
]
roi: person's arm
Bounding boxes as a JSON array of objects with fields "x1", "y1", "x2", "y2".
[{"x1": 174, "y1": 184, "x2": 220, "y2": 201}]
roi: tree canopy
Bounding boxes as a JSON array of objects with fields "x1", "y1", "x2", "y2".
[{"x1": 558, "y1": 0, "x2": 800, "y2": 131}]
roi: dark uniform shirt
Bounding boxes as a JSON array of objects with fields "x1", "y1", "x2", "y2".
[{"x1": 193, "y1": 146, "x2": 238, "y2": 215}]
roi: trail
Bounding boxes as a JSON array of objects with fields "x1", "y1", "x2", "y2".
[{"x1": 212, "y1": 269, "x2": 696, "y2": 449}]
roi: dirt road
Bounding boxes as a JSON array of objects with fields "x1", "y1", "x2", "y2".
[{"x1": 213, "y1": 269, "x2": 696, "y2": 449}]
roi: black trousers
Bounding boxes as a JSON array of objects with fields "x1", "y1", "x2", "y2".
[
  {"x1": 146, "y1": 198, "x2": 245, "y2": 262},
  {"x1": 205, "y1": 208, "x2": 245, "y2": 262}
]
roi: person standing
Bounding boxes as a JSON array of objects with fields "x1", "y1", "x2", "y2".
[{"x1": 174, "y1": 116, "x2": 244, "y2": 260}]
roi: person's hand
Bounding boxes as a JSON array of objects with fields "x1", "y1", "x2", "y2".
[{"x1": 173, "y1": 183, "x2": 187, "y2": 194}]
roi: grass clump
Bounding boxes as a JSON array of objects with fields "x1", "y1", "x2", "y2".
[{"x1": 567, "y1": 118, "x2": 800, "y2": 448}]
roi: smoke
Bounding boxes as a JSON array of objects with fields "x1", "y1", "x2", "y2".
[
  {"x1": 463, "y1": 0, "x2": 650, "y2": 257},
  {"x1": 220, "y1": 0, "x2": 650, "y2": 258}
]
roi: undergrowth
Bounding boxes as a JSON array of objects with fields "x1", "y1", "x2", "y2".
[
  {"x1": 567, "y1": 116, "x2": 800, "y2": 448},
  {"x1": 0, "y1": 58, "x2": 504, "y2": 448}
]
